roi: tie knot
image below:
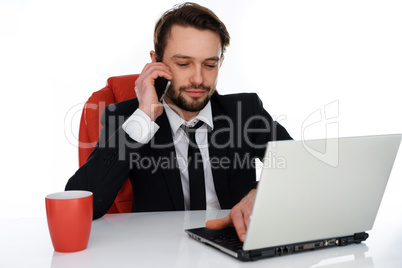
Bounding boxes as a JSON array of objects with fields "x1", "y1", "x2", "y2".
[{"x1": 181, "y1": 121, "x2": 204, "y2": 143}]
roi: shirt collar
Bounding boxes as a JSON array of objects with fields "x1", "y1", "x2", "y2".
[{"x1": 163, "y1": 100, "x2": 214, "y2": 135}]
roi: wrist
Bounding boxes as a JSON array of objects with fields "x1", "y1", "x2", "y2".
[{"x1": 139, "y1": 104, "x2": 163, "y2": 122}]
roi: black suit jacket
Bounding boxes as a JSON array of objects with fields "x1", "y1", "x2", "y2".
[{"x1": 66, "y1": 92, "x2": 291, "y2": 219}]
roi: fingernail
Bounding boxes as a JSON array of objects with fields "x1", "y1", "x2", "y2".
[{"x1": 241, "y1": 234, "x2": 246, "y2": 241}]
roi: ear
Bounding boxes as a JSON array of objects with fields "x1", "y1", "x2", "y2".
[{"x1": 150, "y1": 51, "x2": 158, "y2": 63}]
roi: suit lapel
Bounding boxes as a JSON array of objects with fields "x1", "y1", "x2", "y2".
[
  {"x1": 154, "y1": 112, "x2": 184, "y2": 210},
  {"x1": 209, "y1": 95, "x2": 232, "y2": 209}
]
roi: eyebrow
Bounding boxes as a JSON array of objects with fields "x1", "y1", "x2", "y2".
[{"x1": 171, "y1": 54, "x2": 220, "y2": 61}]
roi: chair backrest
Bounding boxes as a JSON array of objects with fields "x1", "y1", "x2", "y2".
[{"x1": 78, "y1": 74, "x2": 139, "y2": 213}]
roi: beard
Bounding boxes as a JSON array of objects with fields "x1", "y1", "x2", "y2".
[{"x1": 165, "y1": 83, "x2": 213, "y2": 112}]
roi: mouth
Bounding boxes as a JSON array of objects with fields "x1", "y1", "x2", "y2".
[{"x1": 185, "y1": 89, "x2": 207, "y2": 98}]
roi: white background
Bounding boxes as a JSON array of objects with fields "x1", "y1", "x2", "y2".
[{"x1": 1, "y1": 0, "x2": 401, "y2": 219}]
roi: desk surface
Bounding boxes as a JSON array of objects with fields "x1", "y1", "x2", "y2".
[{"x1": 1, "y1": 206, "x2": 402, "y2": 268}]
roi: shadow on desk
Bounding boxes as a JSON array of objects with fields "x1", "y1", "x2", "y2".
[{"x1": 48, "y1": 211, "x2": 375, "y2": 268}]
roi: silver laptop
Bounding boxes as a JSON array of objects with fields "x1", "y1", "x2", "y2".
[{"x1": 185, "y1": 134, "x2": 402, "y2": 261}]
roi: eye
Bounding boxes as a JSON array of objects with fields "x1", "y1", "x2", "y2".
[
  {"x1": 204, "y1": 61, "x2": 218, "y2": 69},
  {"x1": 177, "y1": 63, "x2": 189, "y2": 67},
  {"x1": 205, "y1": 64, "x2": 217, "y2": 69}
]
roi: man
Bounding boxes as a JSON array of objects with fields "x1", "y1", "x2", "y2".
[{"x1": 66, "y1": 2, "x2": 291, "y2": 242}]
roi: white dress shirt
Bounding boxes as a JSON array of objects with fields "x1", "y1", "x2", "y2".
[{"x1": 122, "y1": 101, "x2": 221, "y2": 210}]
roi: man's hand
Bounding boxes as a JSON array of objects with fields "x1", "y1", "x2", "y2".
[
  {"x1": 206, "y1": 189, "x2": 257, "y2": 242},
  {"x1": 135, "y1": 62, "x2": 172, "y2": 121}
]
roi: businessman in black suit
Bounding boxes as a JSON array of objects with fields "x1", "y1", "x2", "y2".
[{"x1": 66, "y1": 2, "x2": 291, "y2": 242}]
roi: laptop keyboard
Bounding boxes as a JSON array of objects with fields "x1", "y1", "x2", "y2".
[{"x1": 210, "y1": 229, "x2": 244, "y2": 251}]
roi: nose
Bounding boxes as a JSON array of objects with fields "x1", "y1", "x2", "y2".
[{"x1": 189, "y1": 65, "x2": 204, "y2": 86}]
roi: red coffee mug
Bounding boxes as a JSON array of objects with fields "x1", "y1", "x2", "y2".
[{"x1": 46, "y1": 191, "x2": 93, "y2": 252}]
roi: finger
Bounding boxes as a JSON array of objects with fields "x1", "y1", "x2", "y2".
[
  {"x1": 137, "y1": 64, "x2": 171, "y2": 87},
  {"x1": 243, "y1": 208, "x2": 252, "y2": 230},
  {"x1": 135, "y1": 68, "x2": 172, "y2": 98},
  {"x1": 230, "y1": 209, "x2": 247, "y2": 242},
  {"x1": 205, "y1": 214, "x2": 232, "y2": 230},
  {"x1": 150, "y1": 68, "x2": 173, "y2": 81},
  {"x1": 144, "y1": 62, "x2": 173, "y2": 80}
]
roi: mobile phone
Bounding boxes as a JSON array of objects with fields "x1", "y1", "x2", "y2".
[{"x1": 154, "y1": 76, "x2": 170, "y2": 101}]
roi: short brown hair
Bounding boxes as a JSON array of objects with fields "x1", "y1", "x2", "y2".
[{"x1": 154, "y1": 2, "x2": 230, "y2": 61}]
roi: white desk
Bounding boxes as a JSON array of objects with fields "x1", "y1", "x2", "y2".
[{"x1": 1, "y1": 206, "x2": 402, "y2": 268}]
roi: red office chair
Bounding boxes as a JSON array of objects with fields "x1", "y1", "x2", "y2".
[{"x1": 78, "y1": 74, "x2": 139, "y2": 214}]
